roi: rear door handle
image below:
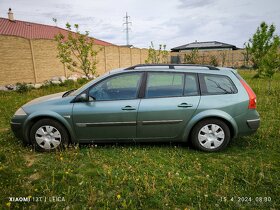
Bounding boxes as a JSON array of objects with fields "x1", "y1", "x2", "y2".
[
  {"x1": 121, "y1": 105, "x2": 136, "y2": 110},
  {"x1": 178, "y1": 103, "x2": 193, "y2": 108}
]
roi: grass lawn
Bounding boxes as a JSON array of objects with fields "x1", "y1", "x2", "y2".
[{"x1": 0, "y1": 70, "x2": 279, "y2": 209}]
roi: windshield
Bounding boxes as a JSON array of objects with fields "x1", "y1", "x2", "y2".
[
  {"x1": 67, "y1": 73, "x2": 109, "y2": 96},
  {"x1": 67, "y1": 81, "x2": 91, "y2": 96}
]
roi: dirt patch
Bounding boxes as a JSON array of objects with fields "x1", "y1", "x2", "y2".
[
  {"x1": 29, "y1": 172, "x2": 41, "y2": 181},
  {"x1": 23, "y1": 154, "x2": 36, "y2": 167}
]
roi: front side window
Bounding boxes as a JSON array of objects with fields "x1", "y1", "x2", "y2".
[
  {"x1": 201, "y1": 74, "x2": 237, "y2": 95},
  {"x1": 89, "y1": 73, "x2": 142, "y2": 101},
  {"x1": 145, "y1": 72, "x2": 184, "y2": 98}
]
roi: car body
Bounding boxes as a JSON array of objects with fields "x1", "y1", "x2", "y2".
[{"x1": 11, "y1": 64, "x2": 260, "y2": 152}]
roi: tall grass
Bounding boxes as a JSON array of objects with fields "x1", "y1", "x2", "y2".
[{"x1": 0, "y1": 70, "x2": 279, "y2": 209}]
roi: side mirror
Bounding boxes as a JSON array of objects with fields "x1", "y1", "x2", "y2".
[{"x1": 75, "y1": 93, "x2": 88, "y2": 102}]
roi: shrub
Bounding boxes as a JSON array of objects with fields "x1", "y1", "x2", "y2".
[
  {"x1": 15, "y1": 83, "x2": 33, "y2": 93},
  {"x1": 77, "y1": 78, "x2": 89, "y2": 85},
  {"x1": 209, "y1": 55, "x2": 218, "y2": 66},
  {"x1": 184, "y1": 49, "x2": 199, "y2": 64},
  {"x1": 145, "y1": 42, "x2": 169, "y2": 64},
  {"x1": 59, "y1": 79, "x2": 75, "y2": 87}
]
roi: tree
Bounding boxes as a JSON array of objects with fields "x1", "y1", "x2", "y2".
[
  {"x1": 245, "y1": 22, "x2": 280, "y2": 93},
  {"x1": 245, "y1": 22, "x2": 280, "y2": 70},
  {"x1": 55, "y1": 23, "x2": 100, "y2": 79},
  {"x1": 259, "y1": 36, "x2": 280, "y2": 92},
  {"x1": 184, "y1": 49, "x2": 199, "y2": 64},
  {"x1": 145, "y1": 42, "x2": 169, "y2": 64}
]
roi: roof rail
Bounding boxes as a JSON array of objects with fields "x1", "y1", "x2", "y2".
[{"x1": 124, "y1": 64, "x2": 219, "y2": 70}]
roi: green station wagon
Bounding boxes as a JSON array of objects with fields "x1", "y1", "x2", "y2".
[{"x1": 11, "y1": 64, "x2": 260, "y2": 152}]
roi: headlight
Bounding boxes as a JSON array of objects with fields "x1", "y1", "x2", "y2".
[{"x1": 14, "y1": 107, "x2": 27, "y2": 116}]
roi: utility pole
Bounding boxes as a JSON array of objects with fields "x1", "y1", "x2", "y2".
[{"x1": 123, "y1": 12, "x2": 132, "y2": 46}]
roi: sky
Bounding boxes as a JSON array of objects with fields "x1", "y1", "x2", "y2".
[{"x1": 0, "y1": 0, "x2": 280, "y2": 49}]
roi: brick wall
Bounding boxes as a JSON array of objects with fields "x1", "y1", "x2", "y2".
[
  {"x1": 0, "y1": 36, "x2": 35, "y2": 84},
  {"x1": 0, "y1": 35, "x2": 248, "y2": 85},
  {"x1": 0, "y1": 35, "x2": 151, "y2": 85}
]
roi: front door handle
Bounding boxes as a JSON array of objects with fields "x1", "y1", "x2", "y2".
[
  {"x1": 178, "y1": 103, "x2": 193, "y2": 108},
  {"x1": 122, "y1": 105, "x2": 136, "y2": 111}
]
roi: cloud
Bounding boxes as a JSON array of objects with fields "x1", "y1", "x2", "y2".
[
  {"x1": 0, "y1": 0, "x2": 279, "y2": 49},
  {"x1": 178, "y1": 0, "x2": 216, "y2": 8}
]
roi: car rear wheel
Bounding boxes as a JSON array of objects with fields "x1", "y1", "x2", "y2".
[
  {"x1": 191, "y1": 118, "x2": 230, "y2": 152},
  {"x1": 30, "y1": 119, "x2": 69, "y2": 152}
]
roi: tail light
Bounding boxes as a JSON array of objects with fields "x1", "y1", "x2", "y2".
[{"x1": 240, "y1": 79, "x2": 256, "y2": 109}]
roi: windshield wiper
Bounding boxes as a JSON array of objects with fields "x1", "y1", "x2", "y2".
[{"x1": 62, "y1": 89, "x2": 76, "y2": 97}]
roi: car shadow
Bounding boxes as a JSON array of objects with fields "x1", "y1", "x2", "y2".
[{"x1": 78, "y1": 141, "x2": 191, "y2": 149}]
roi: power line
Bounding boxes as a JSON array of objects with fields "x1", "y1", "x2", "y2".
[{"x1": 123, "y1": 12, "x2": 132, "y2": 46}]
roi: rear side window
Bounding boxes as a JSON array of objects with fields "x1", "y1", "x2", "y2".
[
  {"x1": 145, "y1": 72, "x2": 184, "y2": 98},
  {"x1": 200, "y1": 74, "x2": 237, "y2": 95}
]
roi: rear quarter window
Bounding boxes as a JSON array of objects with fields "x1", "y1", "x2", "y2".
[{"x1": 200, "y1": 74, "x2": 237, "y2": 95}]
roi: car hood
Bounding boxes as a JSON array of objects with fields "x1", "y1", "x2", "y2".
[{"x1": 23, "y1": 91, "x2": 66, "y2": 106}]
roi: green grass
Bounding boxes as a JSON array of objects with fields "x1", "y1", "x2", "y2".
[{"x1": 0, "y1": 70, "x2": 279, "y2": 209}]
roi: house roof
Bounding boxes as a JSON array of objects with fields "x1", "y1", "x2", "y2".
[
  {"x1": 171, "y1": 41, "x2": 238, "y2": 52},
  {"x1": 0, "y1": 17, "x2": 114, "y2": 46}
]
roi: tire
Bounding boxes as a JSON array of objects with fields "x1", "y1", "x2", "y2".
[
  {"x1": 30, "y1": 119, "x2": 69, "y2": 152},
  {"x1": 191, "y1": 118, "x2": 231, "y2": 152}
]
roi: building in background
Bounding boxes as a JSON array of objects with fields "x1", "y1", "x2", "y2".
[
  {"x1": 0, "y1": 8, "x2": 114, "y2": 46},
  {"x1": 171, "y1": 41, "x2": 239, "y2": 52}
]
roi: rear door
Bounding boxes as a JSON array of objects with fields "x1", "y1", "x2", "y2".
[{"x1": 136, "y1": 72, "x2": 200, "y2": 140}]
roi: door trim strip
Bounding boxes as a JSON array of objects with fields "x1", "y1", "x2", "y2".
[
  {"x1": 76, "y1": 121, "x2": 137, "y2": 127},
  {"x1": 141, "y1": 120, "x2": 183, "y2": 125},
  {"x1": 76, "y1": 120, "x2": 183, "y2": 127}
]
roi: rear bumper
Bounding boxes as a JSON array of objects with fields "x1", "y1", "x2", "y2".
[
  {"x1": 233, "y1": 109, "x2": 260, "y2": 137},
  {"x1": 247, "y1": 119, "x2": 260, "y2": 130}
]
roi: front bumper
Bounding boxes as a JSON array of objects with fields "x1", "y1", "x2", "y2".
[
  {"x1": 247, "y1": 119, "x2": 260, "y2": 130},
  {"x1": 10, "y1": 121, "x2": 24, "y2": 139}
]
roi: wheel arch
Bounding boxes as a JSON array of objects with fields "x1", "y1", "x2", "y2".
[
  {"x1": 182, "y1": 110, "x2": 238, "y2": 142},
  {"x1": 23, "y1": 112, "x2": 76, "y2": 144}
]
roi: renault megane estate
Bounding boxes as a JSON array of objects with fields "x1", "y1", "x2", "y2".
[{"x1": 11, "y1": 64, "x2": 260, "y2": 152}]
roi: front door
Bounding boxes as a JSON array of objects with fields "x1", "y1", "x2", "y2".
[
  {"x1": 136, "y1": 72, "x2": 200, "y2": 140},
  {"x1": 72, "y1": 72, "x2": 143, "y2": 141}
]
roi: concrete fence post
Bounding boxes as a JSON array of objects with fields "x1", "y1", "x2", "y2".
[
  {"x1": 104, "y1": 46, "x2": 107, "y2": 72},
  {"x1": 140, "y1": 49, "x2": 142, "y2": 64},
  {"x1": 118, "y1": 47, "x2": 121, "y2": 67},
  {"x1": 130, "y1": 48, "x2": 132, "y2": 65},
  {"x1": 29, "y1": 39, "x2": 37, "y2": 83}
]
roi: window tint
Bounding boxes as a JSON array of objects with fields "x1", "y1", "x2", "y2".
[
  {"x1": 145, "y1": 72, "x2": 184, "y2": 98},
  {"x1": 201, "y1": 74, "x2": 237, "y2": 95},
  {"x1": 89, "y1": 73, "x2": 142, "y2": 101},
  {"x1": 184, "y1": 74, "x2": 199, "y2": 96}
]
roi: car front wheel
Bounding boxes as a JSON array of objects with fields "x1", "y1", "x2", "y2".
[
  {"x1": 191, "y1": 118, "x2": 231, "y2": 152},
  {"x1": 30, "y1": 119, "x2": 69, "y2": 152}
]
